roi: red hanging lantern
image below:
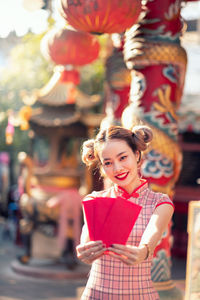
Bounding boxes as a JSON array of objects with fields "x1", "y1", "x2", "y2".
[
  {"x1": 40, "y1": 27, "x2": 100, "y2": 66},
  {"x1": 57, "y1": 0, "x2": 142, "y2": 34}
]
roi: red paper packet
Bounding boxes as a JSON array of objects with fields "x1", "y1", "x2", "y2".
[{"x1": 82, "y1": 196, "x2": 142, "y2": 247}]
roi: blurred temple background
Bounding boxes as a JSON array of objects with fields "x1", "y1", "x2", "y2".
[{"x1": 0, "y1": 1, "x2": 200, "y2": 299}]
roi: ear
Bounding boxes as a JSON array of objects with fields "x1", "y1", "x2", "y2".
[{"x1": 136, "y1": 151, "x2": 141, "y2": 164}]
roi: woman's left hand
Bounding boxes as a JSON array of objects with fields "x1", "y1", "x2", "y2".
[{"x1": 107, "y1": 244, "x2": 148, "y2": 265}]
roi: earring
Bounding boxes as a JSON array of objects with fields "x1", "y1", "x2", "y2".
[{"x1": 137, "y1": 151, "x2": 141, "y2": 164}]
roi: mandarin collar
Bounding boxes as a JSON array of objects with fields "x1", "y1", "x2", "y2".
[{"x1": 115, "y1": 179, "x2": 148, "y2": 199}]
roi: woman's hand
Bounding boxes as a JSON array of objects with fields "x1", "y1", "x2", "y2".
[
  {"x1": 107, "y1": 244, "x2": 148, "y2": 265},
  {"x1": 76, "y1": 240, "x2": 106, "y2": 264}
]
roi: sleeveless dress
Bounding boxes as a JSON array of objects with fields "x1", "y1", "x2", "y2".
[{"x1": 80, "y1": 180, "x2": 174, "y2": 300}]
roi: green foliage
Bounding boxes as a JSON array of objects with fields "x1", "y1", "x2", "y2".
[
  {"x1": 79, "y1": 34, "x2": 107, "y2": 94},
  {"x1": 79, "y1": 34, "x2": 107, "y2": 113},
  {"x1": 0, "y1": 30, "x2": 53, "y2": 174},
  {"x1": 0, "y1": 31, "x2": 54, "y2": 111},
  {"x1": 80, "y1": 58, "x2": 105, "y2": 96},
  {"x1": 0, "y1": 117, "x2": 8, "y2": 152},
  {"x1": 12, "y1": 127, "x2": 31, "y2": 154}
]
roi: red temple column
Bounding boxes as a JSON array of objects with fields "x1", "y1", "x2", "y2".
[{"x1": 122, "y1": 0, "x2": 187, "y2": 298}]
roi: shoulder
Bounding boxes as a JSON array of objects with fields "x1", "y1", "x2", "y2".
[{"x1": 148, "y1": 190, "x2": 174, "y2": 209}]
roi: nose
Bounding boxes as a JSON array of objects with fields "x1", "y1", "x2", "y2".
[{"x1": 113, "y1": 161, "x2": 123, "y2": 173}]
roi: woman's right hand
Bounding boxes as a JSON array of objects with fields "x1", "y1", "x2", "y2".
[{"x1": 76, "y1": 240, "x2": 106, "y2": 264}]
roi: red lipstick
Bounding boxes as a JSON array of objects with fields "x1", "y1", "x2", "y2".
[{"x1": 115, "y1": 172, "x2": 129, "y2": 181}]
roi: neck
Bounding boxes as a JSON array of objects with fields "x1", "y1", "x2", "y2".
[{"x1": 125, "y1": 177, "x2": 142, "y2": 195}]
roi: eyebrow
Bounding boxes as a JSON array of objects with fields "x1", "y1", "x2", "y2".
[{"x1": 103, "y1": 151, "x2": 127, "y2": 161}]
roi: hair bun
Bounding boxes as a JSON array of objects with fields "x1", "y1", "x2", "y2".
[
  {"x1": 142, "y1": 127, "x2": 153, "y2": 143},
  {"x1": 132, "y1": 125, "x2": 153, "y2": 151},
  {"x1": 81, "y1": 139, "x2": 96, "y2": 166}
]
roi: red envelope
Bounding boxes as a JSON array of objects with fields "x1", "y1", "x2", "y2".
[
  {"x1": 99, "y1": 197, "x2": 142, "y2": 247},
  {"x1": 82, "y1": 197, "x2": 142, "y2": 247},
  {"x1": 82, "y1": 198, "x2": 96, "y2": 240},
  {"x1": 94, "y1": 197, "x2": 115, "y2": 241},
  {"x1": 82, "y1": 197, "x2": 115, "y2": 241}
]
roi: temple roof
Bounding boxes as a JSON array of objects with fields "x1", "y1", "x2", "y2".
[
  {"x1": 30, "y1": 105, "x2": 81, "y2": 127},
  {"x1": 30, "y1": 104, "x2": 104, "y2": 129},
  {"x1": 35, "y1": 70, "x2": 101, "y2": 109},
  {"x1": 28, "y1": 68, "x2": 103, "y2": 129}
]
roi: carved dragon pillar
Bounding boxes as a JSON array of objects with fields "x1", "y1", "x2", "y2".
[{"x1": 122, "y1": 0, "x2": 187, "y2": 298}]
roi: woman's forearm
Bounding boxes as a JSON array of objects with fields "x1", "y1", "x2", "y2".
[{"x1": 139, "y1": 204, "x2": 174, "y2": 255}]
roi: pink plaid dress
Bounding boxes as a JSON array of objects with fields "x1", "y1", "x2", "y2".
[{"x1": 80, "y1": 180, "x2": 174, "y2": 300}]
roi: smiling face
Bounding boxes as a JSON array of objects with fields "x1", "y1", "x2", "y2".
[{"x1": 99, "y1": 139, "x2": 141, "y2": 194}]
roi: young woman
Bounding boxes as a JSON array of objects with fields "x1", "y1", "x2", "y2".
[{"x1": 76, "y1": 125, "x2": 174, "y2": 300}]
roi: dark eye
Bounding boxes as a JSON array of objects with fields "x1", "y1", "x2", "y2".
[
  {"x1": 104, "y1": 161, "x2": 112, "y2": 166},
  {"x1": 120, "y1": 155, "x2": 127, "y2": 161}
]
